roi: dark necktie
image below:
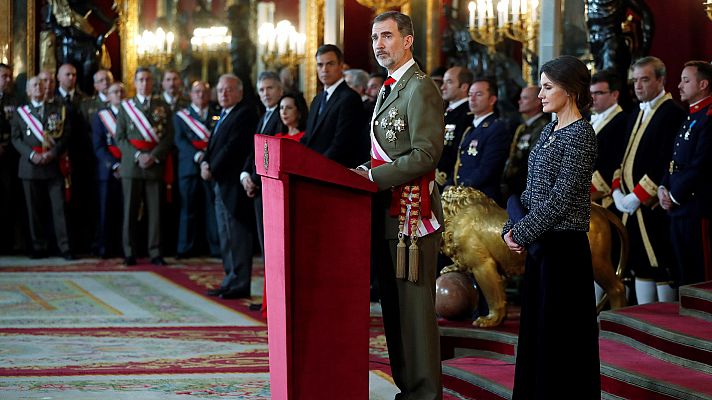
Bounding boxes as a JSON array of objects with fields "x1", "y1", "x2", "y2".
[
  {"x1": 383, "y1": 76, "x2": 396, "y2": 99},
  {"x1": 317, "y1": 91, "x2": 328, "y2": 115},
  {"x1": 65, "y1": 93, "x2": 71, "y2": 103},
  {"x1": 214, "y1": 109, "x2": 227, "y2": 136},
  {"x1": 261, "y1": 109, "x2": 273, "y2": 133}
]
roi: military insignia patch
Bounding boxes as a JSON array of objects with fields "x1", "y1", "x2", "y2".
[
  {"x1": 467, "y1": 140, "x2": 478, "y2": 156},
  {"x1": 381, "y1": 107, "x2": 407, "y2": 142},
  {"x1": 444, "y1": 124, "x2": 456, "y2": 145}
]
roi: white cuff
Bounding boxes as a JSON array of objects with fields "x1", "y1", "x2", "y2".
[
  {"x1": 368, "y1": 169, "x2": 373, "y2": 182},
  {"x1": 112, "y1": 162, "x2": 120, "y2": 171},
  {"x1": 29, "y1": 150, "x2": 36, "y2": 160},
  {"x1": 669, "y1": 191, "x2": 680, "y2": 205},
  {"x1": 193, "y1": 151, "x2": 203, "y2": 163},
  {"x1": 240, "y1": 171, "x2": 250, "y2": 183},
  {"x1": 134, "y1": 151, "x2": 141, "y2": 162}
]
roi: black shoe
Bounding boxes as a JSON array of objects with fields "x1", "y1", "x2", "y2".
[
  {"x1": 151, "y1": 256, "x2": 167, "y2": 266},
  {"x1": 219, "y1": 290, "x2": 251, "y2": 299},
  {"x1": 61, "y1": 252, "x2": 75, "y2": 261},
  {"x1": 124, "y1": 256, "x2": 137, "y2": 266},
  {"x1": 248, "y1": 303, "x2": 262, "y2": 311},
  {"x1": 206, "y1": 287, "x2": 227, "y2": 297}
]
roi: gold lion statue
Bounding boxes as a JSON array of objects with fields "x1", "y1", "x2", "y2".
[{"x1": 440, "y1": 186, "x2": 628, "y2": 328}]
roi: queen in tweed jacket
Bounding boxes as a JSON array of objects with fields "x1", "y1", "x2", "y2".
[{"x1": 502, "y1": 118, "x2": 597, "y2": 245}]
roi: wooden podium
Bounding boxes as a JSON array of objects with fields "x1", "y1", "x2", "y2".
[{"x1": 255, "y1": 135, "x2": 377, "y2": 399}]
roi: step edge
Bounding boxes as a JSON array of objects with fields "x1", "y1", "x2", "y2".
[
  {"x1": 681, "y1": 286, "x2": 712, "y2": 302},
  {"x1": 450, "y1": 349, "x2": 516, "y2": 363},
  {"x1": 601, "y1": 331, "x2": 712, "y2": 374},
  {"x1": 600, "y1": 363, "x2": 712, "y2": 400},
  {"x1": 680, "y1": 307, "x2": 712, "y2": 324},
  {"x1": 440, "y1": 326, "x2": 519, "y2": 344},
  {"x1": 600, "y1": 311, "x2": 712, "y2": 351},
  {"x1": 442, "y1": 362, "x2": 513, "y2": 399}
]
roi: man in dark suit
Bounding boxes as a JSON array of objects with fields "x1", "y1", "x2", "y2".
[
  {"x1": 437, "y1": 65, "x2": 473, "y2": 190},
  {"x1": 448, "y1": 77, "x2": 512, "y2": 204},
  {"x1": 0, "y1": 63, "x2": 25, "y2": 253},
  {"x1": 589, "y1": 70, "x2": 627, "y2": 208},
  {"x1": 612, "y1": 56, "x2": 686, "y2": 304},
  {"x1": 241, "y1": 71, "x2": 283, "y2": 257},
  {"x1": 201, "y1": 74, "x2": 259, "y2": 299},
  {"x1": 659, "y1": 60, "x2": 712, "y2": 285},
  {"x1": 11, "y1": 76, "x2": 73, "y2": 259},
  {"x1": 91, "y1": 82, "x2": 125, "y2": 258},
  {"x1": 301, "y1": 44, "x2": 368, "y2": 168},
  {"x1": 115, "y1": 67, "x2": 174, "y2": 266},
  {"x1": 174, "y1": 80, "x2": 220, "y2": 258}
]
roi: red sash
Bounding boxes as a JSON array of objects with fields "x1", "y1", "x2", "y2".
[
  {"x1": 129, "y1": 139, "x2": 175, "y2": 202},
  {"x1": 371, "y1": 157, "x2": 434, "y2": 220},
  {"x1": 108, "y1": 145, "x2": 122, "y2": 159},
  {"x1": 191, "y1": 140, "x2": 208, "y2": 151},
  {"x1": 33, "y1": 146, "x2": 72, "y2": 202}
]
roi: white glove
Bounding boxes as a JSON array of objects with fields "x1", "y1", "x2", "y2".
[
  {"x1": 621, "y1": 192, "x2": 641, "y2": 213},
  {"x1": 612, "y1": 189, "x2": 627, "y2": 213}
]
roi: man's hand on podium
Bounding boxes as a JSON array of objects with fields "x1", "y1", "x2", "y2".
[{"x1": 350, "y1": 168, "x2": 369, "y2": 179}]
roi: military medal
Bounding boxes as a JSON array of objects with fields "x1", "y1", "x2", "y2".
[
  {"x1": 382, "y1": 107, "x2": 405, "y2": 143},
  {"x1": 669, "y1": 160, "x2": 675, "y2": 174},
  {"x1": 467, "y1": 140, "x2": 478, "y2": 156},
  {"x1": 684, "y1": 120, "x2": 696, "y2": 141},
  {"x1": 444, "y1": 124, "x2": 456, "y2": 145}
]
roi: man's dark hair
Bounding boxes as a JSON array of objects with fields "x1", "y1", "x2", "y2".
[
  {"x1": 632, "y1": 56, "x2": 666, "y2": 79},
  {"x1": 0, "y1": 63, "x2": 11, "y2": 72},
  {"x1": 315, "y1": 44, "x2": 343, "y2": 64},
  {"x1": 591, "y1": 69, "x2": 621, "y2": 92},
  {"x1": 473, "y1": 76, "x2": 498, "y2": 97},
  {"x1": 162, "y1": 68, "x2": 180, "y2": 80},
  {"x1": 369, "y1": 72, "x2": 386, "y2": 81},
  {"x1": 258, "y1": 71, "x2": 282, "y2": 85},
  {"x1": 684, "y1": 60, "x2": 712, "y2": 94},
  {"x1": 135, "y1": 66, "x2": 152, "y2": 77},
  {"x1": 373, "y1": 11, "x2": 414, "y2": 38},
  {"x1": 455, "y1": 66, "x2": 474, "y2": 87}
]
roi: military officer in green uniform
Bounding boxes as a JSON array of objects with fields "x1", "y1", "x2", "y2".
[
  {"x1": 80, "y1": 68, "x2": 113, "y2": 122},
  {"x1": 11, "y1": 75, "x2": 73, "y2": 259},
  {"x1": 355, "y1": 11, "x2": 444, "y2": 400},
  {"x1": 115, "y1": 67, "x2": 174, "y2": 266}
]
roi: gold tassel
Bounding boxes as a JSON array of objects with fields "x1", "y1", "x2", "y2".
[
  {"x1": 396, "y1": 233, "x2": 406, "y2": 279},
  {"x1": 408, "y1": 235, "x2": 419, "y2": 282}
]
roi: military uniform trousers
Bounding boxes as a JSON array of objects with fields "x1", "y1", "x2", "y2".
[
  {"x1": 22, "y1": 177, "x2": 70, "y2": 253},
  {"x1": 177, "y1": 175, "x2": 219, "y2": 256},
  {"x1": 96, "y1": 176, "x2": 123, "y2": 257},
  {"x1": 670, "y1": 216, "x2": 711, "y2": 285},
  {"x1": 374, "y1": 203, "x2": 442, "y2": 400},
  {"x1": 122, "y1": 177, "x2": 162, "y2": 259}
]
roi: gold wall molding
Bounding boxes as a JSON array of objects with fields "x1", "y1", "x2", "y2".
[
  {"x1": 0, "y1": 0, "x2": 10, "y2": 65},
  {"x1": 305, "y1": 0, "x2": 324, "y2": 102},
  {"x1": 27, "y1": 0, "x2": 36, "y2": 75},
  {"x1": 118, "y1": 0, "x2": 138, "y2": 95}
]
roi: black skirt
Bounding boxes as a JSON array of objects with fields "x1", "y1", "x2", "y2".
[{"x1": 512, "y1": 230, "x2": 601, "y2": 399}]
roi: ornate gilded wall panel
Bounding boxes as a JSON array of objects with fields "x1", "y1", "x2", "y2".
[
  {"x1": 0, "y1": 0, "x2": 10, "y2": 65},
  {"x1": 118, "y1": 0, "x2": 138, "y2": 94},
  {"x1": 305, "y1": 0, "x2": 324, "y2": 102}
]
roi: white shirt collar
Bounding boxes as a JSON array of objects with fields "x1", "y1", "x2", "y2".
[
  {"x1": 265, "y1": 105, "x2": 278, "y2": 113},
  {"x1": 524, "y1": 112, "x2": 544, "y2": 126},
  {"x1": 324, "y1": 77, "x2": 344, "y2": 100},
  {"x1": 163, "y1": 92, "x2": 176, "y2": 104},
  {"x1": 473, "y1": 112, "x2": 494, "y2": 128},
  {"x1": 447, "y1": 98, "x2": 468, "y2": 111},
  {"x1": 190, "y1": 103, "x2": 207, "y2": 116},
  {"x1": 110, "y1": 105, "x2": 120, "y2": 114},
  {"x1": 221, "y1": 105, "x2": 236, "y2": 116},
  {"x1": 591, "y1": 104, "x2": 619, "y2": 121},
  {"x1": 388, "y1": 58, "x2": 416, "y2": 85},
  {"x1": 98, "y1": 92, "x2": 108, "y2": 102},
  {"x1": 31, "y1": 100, "x2": 44, "y2": 108},
  {"x1": 58, "y1": 87, "x2": 74, "y2": 99},
  {"x1": 639, "y1": 89, "x2": 666, "y2": 111},
  {"x1": 136, "y1": 94, "x2": 150, "y2": 105}
]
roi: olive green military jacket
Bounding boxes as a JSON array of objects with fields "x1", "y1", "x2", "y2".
[
  {"x1": 11, "y1": 101, "x2": 70, "y2": 180},
  {"x1": 115, "y1": 96, "x2": 174, "y2": 180},
  {"x1": 363, "y1": 62, "x2": 445, "y2": 240}
]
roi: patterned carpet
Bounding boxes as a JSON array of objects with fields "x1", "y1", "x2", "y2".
[{"x1": 0, "y1": 257, "x2": 472, "y2": 399}]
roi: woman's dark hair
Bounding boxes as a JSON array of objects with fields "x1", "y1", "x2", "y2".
[
  {"x1": 540, "y1": 55, "x2": 592, "y2": 112},
  {"x1": 279, "y1": 93, "x2": 308, "y2": 132}
]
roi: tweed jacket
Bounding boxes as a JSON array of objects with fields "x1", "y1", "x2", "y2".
[
  {"x1": 11, "y1": 100, "x2": 71, "y2": 180},
  {"x1": 362, "y1": 62, "x2": 445, "y2": 240},
  {"x1": 502, "y1": 119, "x2": 597, "y2": 246},
  {"x1": 115, "y1": 96, "x2": 174, "y2": 180}
]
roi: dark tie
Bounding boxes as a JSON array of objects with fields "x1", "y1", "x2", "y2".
[
  {"x1": 383, "y1": 76, "x2": 396, "y2": 99},
  {"x1": 317, "y1": 91, "x2": 328, "y2": 115},
  {"x1": 214, "y1": 109, "x2": 227, "y2": 135},
  {"x1": 261, "y1": 110, "x2": 273, "y2": 133},
  {"x1": 65, "y1": 93, "x2": 71, "y2": 103}
]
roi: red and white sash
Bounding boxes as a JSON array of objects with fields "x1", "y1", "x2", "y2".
[
  {"x1": 18, "y1": 105, "x2": 55, "y2": 147},
  {"x1": 98, "y1": 109, "x2": 117, "y2": 138},
  {"x1": 121, "y1": 99, "x2": 159, "y2": 143},
  {"x1": 176, "y1": 109, "x2": 210, "y2": 142},
  {"x1": 370, "y1": 130, "x2": 440, "y2": 237}
]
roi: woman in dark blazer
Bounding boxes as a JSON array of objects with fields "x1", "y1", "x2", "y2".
[{"x1": 502, "y1": 55, "x2": 600, "y2": 399}]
